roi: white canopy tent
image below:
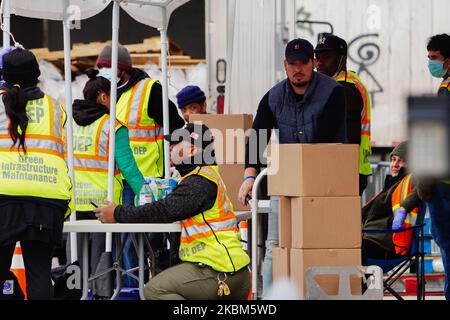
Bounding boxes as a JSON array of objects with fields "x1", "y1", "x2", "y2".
[{"x1": 2, "y1": 0, "x2": 189, "y2": 263}]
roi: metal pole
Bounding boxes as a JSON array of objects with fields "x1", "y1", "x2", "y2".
[
  {"x1": 63, "y1": 0, "x2": 78, "y2": 263},
  {"x1": 159, "y1": 9, "x2": 170, "y2": 179},
  {"x1": 224, "y1": 0, "x2": 236, "y2": 115},
  {"x1": 251, "y1": 168, "x2": 268, "y2": 299},
  {"x1": 2, "y1": 0, "x2": 10, "y2": 48},
  {"x1": 106, "y1": 0, "x2": 121, "y2": 252}
]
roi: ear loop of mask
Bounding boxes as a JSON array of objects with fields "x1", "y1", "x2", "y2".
[{"x1": 333, "y1": 55, "x2": 346, "y2": 78}]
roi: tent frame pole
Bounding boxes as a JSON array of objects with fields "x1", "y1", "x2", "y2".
[{"x1": 63, "y1": 0, "x2": 78, "y2": 263}]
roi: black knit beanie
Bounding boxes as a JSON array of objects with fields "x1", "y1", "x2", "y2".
[{"x1": 2, "y1": 48, "x2": 40, "y2": 88}]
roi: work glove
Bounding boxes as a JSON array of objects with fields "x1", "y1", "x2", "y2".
[{"x1": 392, "y1": 207, "x2": 407, "y2": 230}]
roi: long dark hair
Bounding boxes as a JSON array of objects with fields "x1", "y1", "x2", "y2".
[
  {"x1": 3, "y1": 85, "x2": 29, "y2": 152},
  {"x1": 83, "y1": 69, "x2": 110, "y2": 102},
  {"x1": 2, "y1": 48, "x2": 40, "y2": 153}
]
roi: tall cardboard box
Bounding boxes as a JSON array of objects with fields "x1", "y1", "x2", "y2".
[
  {"x1": 291, "y1": 197, "x2": 361, "y2": 249},
  {"x1": 278, "y1": 196, "x2": 292, "y2": 248},
  {"x1": 290, "y1": 248, "x2": 362, "y2": 298},
  {"x1": 267, "y1": 144, "x2": 359, "y2": 196},
  {"x1": 190, "y1": 114, "x2": 253, "y2": 164},
  {"x1": 272, "y1": 247, "x2": 290, "y2": 281},
  {"x1": 218, "y1": 164, "x2": 248, "y2": 211}
]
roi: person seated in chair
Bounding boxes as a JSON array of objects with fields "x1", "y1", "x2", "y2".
[{"x1": 362, "y1": 141, "x2": 423, "y2": 262}]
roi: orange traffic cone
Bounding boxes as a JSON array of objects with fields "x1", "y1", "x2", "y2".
[{"x1": 10, "y1": 242, "x2": 27, "y2": 300}]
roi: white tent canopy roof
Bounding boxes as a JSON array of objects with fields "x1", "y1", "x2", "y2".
[{"x1": 10, "y1": 0, "x2": 189, "y2": 28}]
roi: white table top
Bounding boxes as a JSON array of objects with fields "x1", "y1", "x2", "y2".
[
  {"x1": 63, "y1": 220, "x2": 181, "y2": 233},
  {"x1": 63, "y1": 210, "x2": 258, "y2": 233}
]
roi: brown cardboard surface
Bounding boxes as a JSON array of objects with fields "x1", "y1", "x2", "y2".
[
  {"x1": 290, "y1": 248, "x2": 362, "y2": 297},
  {"x1": 278, "y1": 196, "x2": 292, "y2": 248},
  {"x1": 267, "y1": 144, "x2": 359, "y2": 196},
  {"x1": 190, "y1": 114, "x2": 253, "y2": 164},
  {"x1": 291, "y1": 197, "x2": 361, "y2": 249},
  {"x1": 217, "y1": 164, "x2": 249, "y2": 211},
  {"x1": 272, "y1": 247, "x2": 290, "y2": 282}
]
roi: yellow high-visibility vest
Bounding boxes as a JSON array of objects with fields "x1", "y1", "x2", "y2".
[
  {"x1": 178, "y1": 166, "x2": 250, "y2": 273},
  {"x1": 116, "y1": 78, "x2": 163, "y2": 178},
  {"x1": 334, "y1": 70, "x2": 372, "y2": 176},
  {"x1": 440, "y1": 76, "x2": 450, "y2": 92},
  {"x1": 0, "y1": 94, "x2": 72, "y2": 217},
  {"x1": 71, "y1": 114, "x2": 124, "y2": 211}
]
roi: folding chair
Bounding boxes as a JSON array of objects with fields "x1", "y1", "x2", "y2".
[{"x1": 362, "y1": 203, "x2": 427, "y2": 300}]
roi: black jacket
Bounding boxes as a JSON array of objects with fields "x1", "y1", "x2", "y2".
[
  {"x1": 362, "y1": 168, "x2": 421, "y2": 254},
  {"x1": 114, "y1": 164, "x2": 218, "y2": 223}
]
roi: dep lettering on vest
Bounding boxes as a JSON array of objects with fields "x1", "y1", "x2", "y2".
[
  {"x1": 73, "y1": 124, "x2": 95, "y2": 152},
  {"x1": 26, "y1": 98, "x2": 45, "y2": 124}
]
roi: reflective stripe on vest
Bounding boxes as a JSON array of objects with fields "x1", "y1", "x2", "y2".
[
  {"x1": 440, "y1": 77, "x2": 450, "y2": 91},
  {"x1": 72, "y1": 114, "x2": 123, "y2": 211},
  {"x1": 116, "y1": 78, "x2": 164, "y2": 178},
  {"x1": 391, "y1": 174, "x2": 418, "y2": 255},
  {"x1": 334, "y1": 70, "x2": 372, "y2": 175},
  {"x1": 0, "y1": 94, "x2": 72, "y2": 207},
  {"x1": 178, "y1": 166, "x2": 250, "y2": 273}
]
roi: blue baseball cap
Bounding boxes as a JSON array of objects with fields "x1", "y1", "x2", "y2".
[
  {"x1": 285, "y1": 38, "x2": 314, "y2": 64},
  {"x1": 176, "y1": 85, "x2": 206, "y2": 109}
]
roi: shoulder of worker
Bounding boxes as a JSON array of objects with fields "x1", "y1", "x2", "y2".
[{"x1": 315, "y1": 70, "x2": 343, "y2": 89}]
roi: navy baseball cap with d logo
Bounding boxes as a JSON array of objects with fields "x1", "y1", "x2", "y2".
[{"x1": 285, "y1": 38, "x2": 314, "y2": 64}]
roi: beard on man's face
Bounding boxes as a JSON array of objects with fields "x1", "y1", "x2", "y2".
[{"x1": 290, "y1": 79, "x2": 309, "y2": 88}]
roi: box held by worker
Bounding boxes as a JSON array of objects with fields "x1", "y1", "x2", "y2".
[
  {"x1": 217, "y1": 164, "x2": 248, "y2": 211},
  {"x1": 290, "y1": 196, "x2": 361, "y2": 249},
  {"x1": 290, "y1": 248, "x2": 362, "y2": 297},
  {"x1": 267, "y1": 144, "x2": 359, "y2": 196},
  {"x1": 190, "y1": 114, "x2": 253, "y2": 164},
  {"x1": 278, "y1": 196, "x2": 292, "y2": 248},
  {"x1": 272, "y1": 247, "x2": 290, "y2": 282}
]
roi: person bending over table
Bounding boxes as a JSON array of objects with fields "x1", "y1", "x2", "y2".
[{"x1": 94, "y1": 123, "x2": 251, "y2": 300}]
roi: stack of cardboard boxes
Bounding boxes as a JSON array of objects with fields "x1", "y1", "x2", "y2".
[
  {"x1": 189, "y1": 114, "x2": 253, "y2": 211},
  {"x1": 268, "y1": 144, "x2": 363, "y2": 298}
]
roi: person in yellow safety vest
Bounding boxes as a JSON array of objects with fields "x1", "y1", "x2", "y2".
[
  {"x1": 65, "y1": 69, "x2": 144, "y2": 297},
  {"x1": 315, "y1": 33, "x2": 372, "y2": 195},
  {"x1": 0, "y1": 48, "x2": 72, "y2": 300},
  {"x1": 427, "y1": 33, "x2": 450, "y2": 97},
  {"x1": 362, "y1": 142, "x2": 422, "y2": 262},
  {"x1": 421, "y1": 33, "x2": 450, "y2": 300},
  {"x1": 94, "y1": 123, "x2": 251, "y2": 300},
  {"x1": 96, "y1": 45, "x2": 185, "y2": 285}
]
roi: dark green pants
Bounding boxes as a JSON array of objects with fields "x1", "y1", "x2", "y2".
[{"x1": 144, "y1": 262, "x2": 250, "y2": 300}]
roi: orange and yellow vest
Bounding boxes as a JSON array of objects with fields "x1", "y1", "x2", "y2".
[
  {"x1": 178, "y1": 166, "x2": 250, "y2": 273},
  {"x1": 334, "y1": 70, "x2": 372, "y2": 176},
  {"x1": 439, "y1": 76, "x2": 450, "y2": 93},
  {"x1": 391, "y1": 174, "x2": 418, "y2": 255},
  {"x1": 116, "y1": 78, "x2": 164, "y2": 178},
  {"x1": 0, "y1": 94, "x2": 72, "y2": 217},
  {"x1": 71, "y1": 114, "x2": 124, "y2": 211}
]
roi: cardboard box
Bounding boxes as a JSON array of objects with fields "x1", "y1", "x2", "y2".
[
  {"x1": 190, "y1": 114, "x2": 253, "y2": 164},
  {"x1": 267, "y1": 144, "x2": 359, "y2": 196},
  {"x1": 290, "y1": 248, "x2": 362, "y2": 297},
  {"x1": 272, "y1": 247, "x2": 290, "y2": 281},
  {"x1": 217, "y1": 164, "x2": 249, "y2": 211},
  {"x1": 278, "y1": 196, "x2": 292, "y2": 248},
  {"x1": 291, "y1": 197, "x2": 361, "y2": 249}
]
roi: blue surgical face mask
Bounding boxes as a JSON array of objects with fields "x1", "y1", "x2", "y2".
[
  {"x1": 98, "y1": 68, "x2": 122, "y2": 83},
  {"x1": 428, "y1": 59, "x2": 448, "y2": 78}
]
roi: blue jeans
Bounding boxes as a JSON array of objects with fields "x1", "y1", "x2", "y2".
[
  {"x1": 117, "y1": 181, "x2": 139, "y2": 288},
  {"x1": 428, "y1": 182, "x2": 450, "y2": 300},
  {"x1": 261, "y1": 196, "x2": 279, "y2": 297}
]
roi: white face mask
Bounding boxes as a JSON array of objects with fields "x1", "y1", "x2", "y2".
[{"x1": 98, "y1": 68, "x2": 121, "y2": 83}]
